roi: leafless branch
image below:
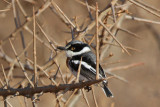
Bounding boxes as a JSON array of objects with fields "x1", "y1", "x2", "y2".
[{"x1": 0, "y1": 79, "x2": 103, "y2": 97}]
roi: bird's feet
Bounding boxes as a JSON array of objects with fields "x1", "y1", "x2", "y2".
[{"x1": 84, "y1": 86, "x2": 92, "y2": 92}]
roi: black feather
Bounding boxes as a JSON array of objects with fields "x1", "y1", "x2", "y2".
[
  {"x1": 103, "y1": 82, "x2": 113, "y2": 97},
  {"x1": 66, "y1": 41, "x2": 113, "y2": 97}
]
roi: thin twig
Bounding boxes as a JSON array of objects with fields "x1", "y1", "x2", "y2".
[
  {"x1": 103, "y1": 42, "x2": 141, "y2": 52},
  {"x1": 118, "y1": 27, "x2": 142, "y2": 39},
  {"x1": 64, "y1": 89, "x2": 78, "y2": 106},
  {"x1": 115, "y1": 3, "x2": 132, "y2": 9},
  {"x1": 14, "y1": 1, "x2": 28, "y2": 60},
  {"x1": 75, "y1": 3, "x2": 112, "y2": 40},
  {"x1": 81, "y1": 89, "x2": 90, "y2": 107},
  {"x1": 51, "y1": 1, "x2": 76, "y2": 29},
  {"x1": 33, "y1": 6, "x2": 37, "y2": 86},
  {"x1": 91, "y1": 85, "x2": 98, "y2": 107},
  {"x1": 75, "y1": 0, "x2": 99, "y2": 12},
  {"x1": 106, "y1": 62, "x2": 144, "y2": 72},
  {"x1": 27, "y1": 58, "x2": 58, "y2": 86},
  {"x1": 36, "y1": 21, "x2": 57, "y2": 51},
  {"x1": 1, "y1": 64, "x2": 9, "y2": 88},
  {"x1": 24, "y1": 26, "x2": 53, "y2": 51},
  {"x1": 7, "y1": 39, "x2": 33, "y2": 78},
  {"x1": 101, "y1": 60, "x2": 124, "y2": 66},
  {"x1": 67, "y1": 91, "x2": 81, "y2": 107},
  {"x1": 100, "y1": 1, "x2": 130, "y2": 60},
  {"x1": 0, "y1": 8, "x2": 10, "y2": 12},
  {"x1": 85, "y1": 0, "x2": 94, "y2": 20},
  {"x1": 134, "y1": 0, "x2": 160, "y2": 13},
  {"x1": 105, "y1": 71, "x2": 128, "y2": 83},
  {"x1": 12, "y1": 0, "x2": 27, "y2": 58},
  {"x1": 99, "y1": 21, "x2": 131, "y2": 55},
  {"x1": 2, "y1": 0, "x2": 52, "y2": 46},
  {"x1": 129, "y1": 0, "x2": 160, "y2": 18},
  {"x1": 111, "y1": 0, "x2": 116, "y2": 22},
  {"x1": 125, "y1": 15, "x2": 160, "y2": 25},
  {"x1": 0, "y1": 78, "x2": 5, "y2": 87},
  {"x1": 2, "y1": 0, "x2": 11, "y2": 4},
  {"x1": 55, "y1": 62, "x2": 66, "y2": 84},
  {"x1": 9, "y1": 39, "x2": 34, "y2": 88},
  {"x1": 104, "y1": 62, "x2": 144, "y2": 82},
  {"x1": 16, "y1": 0, "x2": 27, "y2": 17},
  {"x1": 76, "y1": 57, "x2": 82, "y2": 82},
  {"x1": 95, "y1": 2, "x2": 99, "y2": 80}
]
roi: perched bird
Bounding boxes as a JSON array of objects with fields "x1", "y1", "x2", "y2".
[{"x1": 57, "y1": 40, "x2": 113, "y2": 97}]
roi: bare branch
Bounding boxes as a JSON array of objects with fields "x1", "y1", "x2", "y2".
[{"x1": 0, "y1": 79, "x2": 103, "y2": 97}]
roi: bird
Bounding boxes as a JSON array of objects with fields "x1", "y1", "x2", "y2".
[{"x1": 57, "y1": 40, "x2": 113, "y2": 97}]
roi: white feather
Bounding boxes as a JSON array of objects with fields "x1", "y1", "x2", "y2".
[
  {"x1": 66, "y1": 47, "x2": 91, "y2": 57},
  {"x1": 72, "y1": 60, "x2": 103, "y2": 78}
]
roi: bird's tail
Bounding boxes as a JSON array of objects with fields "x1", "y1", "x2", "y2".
[{"x1": 102, "y1": 82, "x2": 113, "y2": 97}]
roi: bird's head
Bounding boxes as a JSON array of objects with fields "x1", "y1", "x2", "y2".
[{"x1": 57, "y1": 41, "x2": 91, "y2": 58}]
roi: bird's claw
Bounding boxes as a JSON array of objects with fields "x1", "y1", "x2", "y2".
[{"x1": 84, "y1": 86, "x2": 92, "y2": 92}]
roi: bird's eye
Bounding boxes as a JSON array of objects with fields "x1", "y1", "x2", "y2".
[{"x1": 71, "y1": 47, "x2": 75, "y2": 51}]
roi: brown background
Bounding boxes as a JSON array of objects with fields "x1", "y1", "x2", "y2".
[{"x1": 0, "y1": 0, "x2": 160, "y2": 107}]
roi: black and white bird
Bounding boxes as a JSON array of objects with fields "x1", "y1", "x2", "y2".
[{"x1": 57, "y1": 40, "x2": 113, "y2": 97}]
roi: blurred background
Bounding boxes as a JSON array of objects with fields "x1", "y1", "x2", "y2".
[{"x1": 0, "y1": 0, "x2": 160, "y2": 107}]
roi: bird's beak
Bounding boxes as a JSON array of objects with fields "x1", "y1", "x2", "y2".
[{"x1": 57, "y1": 46, "x2": 66, "y2": 51}]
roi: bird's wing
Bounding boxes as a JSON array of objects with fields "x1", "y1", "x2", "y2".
[
  {"x1": 82, "y1": 52, "x2": 106, "y2": 78},
  {"x1": 70, "y1": 52, "x2": 106, "y2": 79}
]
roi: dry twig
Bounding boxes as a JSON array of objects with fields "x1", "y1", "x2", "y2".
[
  {"x1": 82, "y1": 89, "x2": 91, "y2": 107},
  {"x1": 95, "y1": 3, "x2": 100, "y2": 80},
  {"x1": 33, "y1": 6, "x2": 38, "y2": 86}
]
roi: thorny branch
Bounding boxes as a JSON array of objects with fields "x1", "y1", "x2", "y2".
[
  {"x1": 0, "y1": 0, "x2": 159, "y2": 106},
  {"x1": 0, "y1": 79, "x2": 103, "y2": 97}
]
